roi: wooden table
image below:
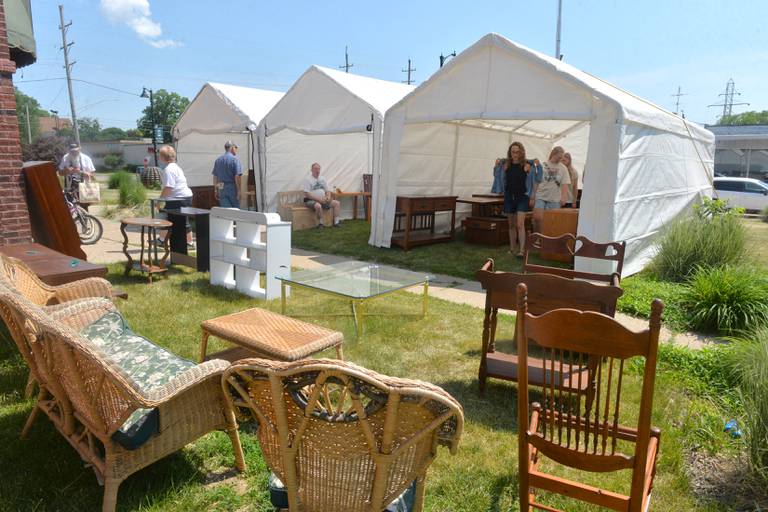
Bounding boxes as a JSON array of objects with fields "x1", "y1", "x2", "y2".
[
  {"x1": 457, "y1": 196, "x2": 504, "y2": 217},
  {"x1": 120, "y1": 217, "x2": 172, "y2": 283},
  {"x1": 200, "y1": 307, "x2": 344, "y2": 362},
  {"x1": 165, "y1": 207, "x2": 210, "y2": 272},
  {"x1": 333, "y1": 191, "x2": 372, "y2": 221},
  {"x1": 391, "y1": 195, "x2": 458, "y2": 251},
  {"x1": 0, "y1": 242, "x2": 107, "y2": 286}
]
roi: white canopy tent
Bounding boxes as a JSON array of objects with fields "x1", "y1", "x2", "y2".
[
  {"x1": 256, "y1": 65, "x2": 413, "y2": 214},
  {"x1": 371, "y1": 33, "x2": 715, "y2": 276},
  {"x1": 174, "y1": 82, "x2": 284, "y2": 205}
]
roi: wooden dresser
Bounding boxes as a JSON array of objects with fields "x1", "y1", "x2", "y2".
[{"x1": 391, "y1": 195, "x2": 457, "y2": 251}]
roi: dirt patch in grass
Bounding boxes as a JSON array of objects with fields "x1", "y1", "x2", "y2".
[{"x1": 687, "y1": 450, "x2": 768, "y2": 511}]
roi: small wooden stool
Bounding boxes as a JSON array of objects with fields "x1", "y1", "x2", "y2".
[{"x1": 120, "y1": 217, "x2": 172, "y2": 284}]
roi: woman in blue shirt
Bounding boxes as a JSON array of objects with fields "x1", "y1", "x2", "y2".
[{"x1": 492, "y1": 142, "x2": 542, "y2": 256}]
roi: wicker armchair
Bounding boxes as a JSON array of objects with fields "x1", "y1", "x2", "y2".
[
  {"x1": 0, "y1": 285, "x2": 245, "y2": 512},
  {"x1": 0, "y1": 254, "x2": 113, "y2": 306},
  {"x1": 223, "y1": 358, "x2": 464, "y2": 512}
]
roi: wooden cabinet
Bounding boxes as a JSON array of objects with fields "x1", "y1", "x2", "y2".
[
  {"x1": 540, "y1": 208, "x2": 579, "y2": 262},
  {"x1": 462, "y1": 216, "x2": 509, "y2": 246},
  {"x1": 391, "y1": 196, "x2": 457, "y2": 251}
]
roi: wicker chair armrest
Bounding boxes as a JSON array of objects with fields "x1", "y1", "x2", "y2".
[
  {"x1": 140, "y1": 359, "x2": 231, "y2": 406},
  {"x1": 47, "y1": 297, "x2": 117, "y2": 330},
  {"x1": 53, "y1": 277, "x2": 113, "y2": 302}
]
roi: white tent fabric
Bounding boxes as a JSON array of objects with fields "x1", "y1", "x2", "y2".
[
  {"x1": 370, "y1": 33, "x2": 715, "y2": 276},
  {"x1": 174, "y1": 82, "x2": 284, "y2": 196},
  {"x1": 256, "y1": 65, "x2": 413, "y2": 214}
]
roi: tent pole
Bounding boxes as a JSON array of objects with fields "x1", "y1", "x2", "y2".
[{"x1": 448, "y1": 124, "x2": 460, "y2": 195}]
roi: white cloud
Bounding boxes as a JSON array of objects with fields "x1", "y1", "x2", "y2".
[{"x1": 99, "y1": 0, "x2": 181, "y2": 48}]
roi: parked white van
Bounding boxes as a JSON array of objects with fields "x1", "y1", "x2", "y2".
[{"x1": 713, "y1": 177, "x2": 768, "y2": 212}]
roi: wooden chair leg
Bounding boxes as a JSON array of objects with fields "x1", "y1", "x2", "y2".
[
  {"x1": 102, "y1": 478, "x2": 121, "y2": 512},
  {"x1": 20, "y1": 403, "x2": 41, "y2": 439}
]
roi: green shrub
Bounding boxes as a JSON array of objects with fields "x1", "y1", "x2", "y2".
[
  {"x1": 103, "y1": 153, "x2": 123, "y2": 170},
  {"x1": 118, "y1": 178, "x2": 146, "y2": 207},
  {"x1": 725, "y1": 328, "x2": 768, "y2": 483},
  {"x1": 683, "y1": 265, "x2": 768, "y2": 334},
  {"x1": 108, "y1": 170, "x2": 133, "y2": 190},
  {"x1": 616, "y1": 273, "x2": 688, "y2": 329},
  {"x1": 651, "y1": 198, "x2": 746, "y2": 282}
]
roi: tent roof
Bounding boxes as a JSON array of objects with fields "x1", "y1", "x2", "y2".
[
  {"x1": 205, "y1": 82, "x2": 285, "y2": 126},
  {"x1": 390, "y1": 33, "x2": 713, "y2": 144},
  {"x1": 308, "y1": 66, "x2": 415, "y2": 116}
]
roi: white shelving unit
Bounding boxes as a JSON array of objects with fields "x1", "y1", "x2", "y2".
[{"x1": 209, "y1": 208, "x2": 291, "y2": 300}]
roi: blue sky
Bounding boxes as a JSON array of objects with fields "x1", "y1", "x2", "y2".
[{"x1": 16, "y1": 0, "x2": 767, "y2": 130}]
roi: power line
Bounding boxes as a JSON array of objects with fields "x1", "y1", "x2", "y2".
[
  {"x1": 339, "y1": 46, "x2": 354, "y2": 73},
  {"x1": 16, "y1": 77, "x2": 141, "y2": 97},
  {"x1": 708, "y1": 78, "x2": 749, "y2": 121},
  {"x1": 401, "y1": 58, "x2": 415, "y2": 85}
]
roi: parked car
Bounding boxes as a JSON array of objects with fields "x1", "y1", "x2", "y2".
[{"x1": 713, "y1": 177, "x2": 768, "y2": 212}]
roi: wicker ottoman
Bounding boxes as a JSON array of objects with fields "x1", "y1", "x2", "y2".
[{"x1": 200, "y1": 307, "x2": 344, "y2": 362}]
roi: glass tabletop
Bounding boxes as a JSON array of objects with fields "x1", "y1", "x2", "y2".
[{"x1": 276, "y1": 261, "x2": 432, "y2": 299}]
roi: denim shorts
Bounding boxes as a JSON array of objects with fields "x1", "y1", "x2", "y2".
[
  {"x1": 534, "y1": 199, "x2": 561, "y2": 210},
  {"x1": 503, "y1": 194, "x2": 529, "y2": 214}
]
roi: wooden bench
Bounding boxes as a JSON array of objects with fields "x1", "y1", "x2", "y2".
[{"x1": 277, "y1": 190, "x2": 332, "y2": 231}]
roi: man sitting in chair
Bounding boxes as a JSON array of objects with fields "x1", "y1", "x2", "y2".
[{"x1": 303, "y1": 162, "x2": 341, "y2": 228}]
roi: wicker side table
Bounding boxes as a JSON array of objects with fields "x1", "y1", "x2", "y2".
[{"x1": 200, "y1": 307, "x2": 344, "y2": 362}]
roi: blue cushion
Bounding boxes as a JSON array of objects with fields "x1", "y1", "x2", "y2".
[
  {"x1": 80, "y1": 311, "x2": 195, "y2": 450},
  {"x1": 268, "y1": 473, "x2": 416, "y2": 511}
]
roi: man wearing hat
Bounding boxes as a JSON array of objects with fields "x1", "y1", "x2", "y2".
[
  {"x1": 58, "y1": 143, "x2": 95, "y2": 201},
  {"x1": 211, "y1": 140, "x2": 243, "y2": 208}
]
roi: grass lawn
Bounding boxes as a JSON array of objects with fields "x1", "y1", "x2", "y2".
[{"x1": 0, "y1": 265, "x2": 733, "y2": 511}]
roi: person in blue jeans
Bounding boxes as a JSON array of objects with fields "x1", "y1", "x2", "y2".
[
  {"x1": 492, "y1": 142, "x2": 542, "y2": 256},
  {"x1": 212, "y1": 141, "x2": 242, "y2": 208}
]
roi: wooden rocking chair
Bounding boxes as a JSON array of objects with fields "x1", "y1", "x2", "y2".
[{"x1": 515, "y1": 282, "x2": 663, "y2": 512}]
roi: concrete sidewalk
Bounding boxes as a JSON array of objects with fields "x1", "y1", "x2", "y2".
[{"x1": 84, "y1": 210, "x2": 714, "y2": 349}]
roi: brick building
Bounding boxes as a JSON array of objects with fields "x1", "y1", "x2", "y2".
[{"x1": 0, "y1": 0, "x2": 35, "y2": 246}]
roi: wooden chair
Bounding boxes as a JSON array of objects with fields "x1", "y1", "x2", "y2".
[
  {"x1": 223, "y1": 358, "x2": 464, "y2": 512},
  {"x1": 523, "y1": 233, "x2": 626, "y2": 286},
  {"x1": 515, "y1": 282, "x2": 662, "y2": 512},
  {"x1": 476, "y1": 259, "x2": 623, "y2": 396}
]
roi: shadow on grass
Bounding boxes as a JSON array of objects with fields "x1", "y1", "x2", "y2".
[{"x1": 434, "y1": 378, "x2": 520, "y2": 433}]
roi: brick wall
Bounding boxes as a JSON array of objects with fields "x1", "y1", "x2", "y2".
[{"x1": 0, "y1": 3, "x2": 30, "y2": 246}]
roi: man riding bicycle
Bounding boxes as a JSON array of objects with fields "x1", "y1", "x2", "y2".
[{"x1": 58, "y1": 143, "x2": 95, "y2": 201}]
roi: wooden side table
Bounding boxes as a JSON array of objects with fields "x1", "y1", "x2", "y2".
[
  {"x1": 332, "y1": 191, "x2": 372, "y2": 221},
  {"x1": 120, "y1": 217, "x2": 172, "y2": 283}
]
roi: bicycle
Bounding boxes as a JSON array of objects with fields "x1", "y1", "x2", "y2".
[{"x1": 64, "y1": 191, "x2": 103, "y2": 245}]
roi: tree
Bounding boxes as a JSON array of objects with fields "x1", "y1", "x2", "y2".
[
  {"x1": 14, "y1": 88, "x2": 49, "y2": 142},
  {"x1": 77, "y1": 117, "x2": 102, "y2": 142},
  {"x1": 719, "y1": 110, "x2": 768, "y2": 126},
  {"x1": 21, "y1": 134, "x2": 69, "y2": 164},
  {"x1": 124, "y1": 128, "x2": 144, "y2": 140},
  {"x1": 136, "y1": 89, "x2": 189, "y2": 143},
  {"x1": 97, "y1": 127, "x2": 127, "y2": 141}
]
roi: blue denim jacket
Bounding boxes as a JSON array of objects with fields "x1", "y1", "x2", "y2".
[{"x1": 491, "y1": 159, "x2": 542, "y2": 196}]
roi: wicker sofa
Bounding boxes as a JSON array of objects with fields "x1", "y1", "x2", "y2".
[
  {"x1": 0, "y1": 283, "x2": 245, "y2": 512},
  {"x1": 277, "y1": 190, "x2": 333, "y2": 231}
]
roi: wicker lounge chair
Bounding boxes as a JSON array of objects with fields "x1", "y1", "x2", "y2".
[
  {"x1": 0, "y1": 284, "x2": 245, "y2": 512},
  {"x1": 223, "y1": 358, "x2": 464, "y2": 512}
]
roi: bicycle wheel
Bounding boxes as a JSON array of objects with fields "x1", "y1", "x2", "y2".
[{"x1": 76, "y1": 212, "x2": 103, "y2": 245}]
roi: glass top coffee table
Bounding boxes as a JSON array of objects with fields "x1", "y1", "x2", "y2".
[{"x1": 276, "y1": 261, "x2": 433, "y2": 337}]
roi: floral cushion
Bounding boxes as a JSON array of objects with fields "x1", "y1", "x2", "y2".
[{"x1": 80, "y1": 311, "x2": 195, "y2": 449}]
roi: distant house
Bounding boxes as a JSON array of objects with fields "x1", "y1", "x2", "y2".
[
  {"x1": 80, "y1": 139, "x2": 153, "y2": 169},
  {"x1": 707, "y1": 124, "x2": 768, "y2": 179},
  {"x1": 38, "y1": 116, "x2": 71, "y2": 135}
]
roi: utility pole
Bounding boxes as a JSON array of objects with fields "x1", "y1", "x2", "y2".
[
  {"x1": 24, "y1": 104, "x2": 31, "y2": 143},
  {"x1": 439, "y1": 51, "x2": 456, "y2": 68},
  {"x1": 708, "y1": 78, "x2": 749, "y2": 123},
  {"x1": 339, "y1": 46, "x2": 354, "y2": 73},
  {"x1": 141, "y1": 87, "x2": 158, "y2": 166},
  {"x1": 58, "y1": 4, "x2": 80, "y2": 145},
  {"x1": 671, "y1": 86, "x2": 688, "y2": 115},
  {"x1": 555, "y1": 0, "x2": 563, "y2": 60},
  {"x1": 402, "y1": 58, "x2": 415, "y2": 85}
]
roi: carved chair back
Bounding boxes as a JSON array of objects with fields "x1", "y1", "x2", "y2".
[{"x1": 523, "y1": 233, "x2": 626, "y2": 285}]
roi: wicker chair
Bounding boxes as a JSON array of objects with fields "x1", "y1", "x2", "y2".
[
  {"x1": 0, "y1": 254, "x2": 114, "y2": 306},
  {"x1": 0, "y1": 285, "x2": 245, "y2": 512},
  {"x1": 0, "y1": 254, "x2": 115, "y2": 396},
  {"x1": 223, "y1": 358, "x2": 464, "y2": 512}
]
